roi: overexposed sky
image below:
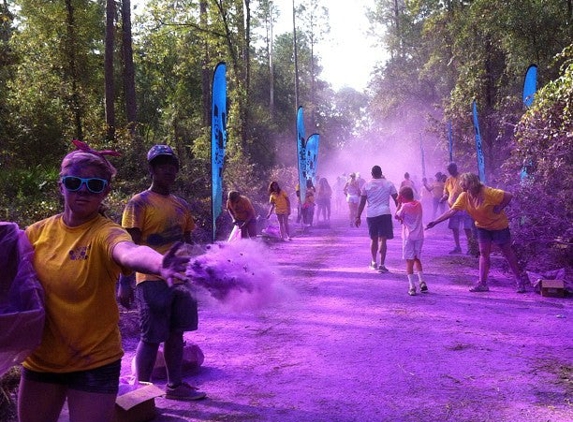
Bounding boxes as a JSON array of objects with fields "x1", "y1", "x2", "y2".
[
  {"x1": 272, "y1": 0, "x2": 387, "y2": 91},
  {"x1": 132, "y1": 1, "x2": 386, "y2": 91}
]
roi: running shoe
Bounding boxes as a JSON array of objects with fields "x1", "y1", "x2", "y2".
[
  {"x1": 165, "y1": 382, "x2": 207, "y2": 401},
  {"x1": 469, "y1": 283, "x2": 489, "y2": 292}
]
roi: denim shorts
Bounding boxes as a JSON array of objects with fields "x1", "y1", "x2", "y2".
[
  {"x1": 367, "y1": 214, "x2": 394, "y2": 240},
  {"x1": 136, "y1": 280, "x2": 198, "y2": 344},
  {"x1": 476, "y1": 227, "x2": 511, "y2": 245},
  {"x1": 448, "y1": 210, "x2": 474, "y2": 230},
  {"x1": 22, "y1": 359, "x2": 121, "y2": 394}
]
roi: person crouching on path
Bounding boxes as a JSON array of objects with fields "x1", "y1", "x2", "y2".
[
  {"x1": 355, "y1": 165, "x2": 399, "y2": 273},
  {"x1": 426, "y1": 172, "x2": 529, "y2": 293},
  {"x1": 18, "y1": 141, "x2": 192, "y2": 422},
  {"x1": 395, "y1": 186, "x2": 427, "y2": 296},
  {"x1": 267, "y1": 181, "x2": 292, "y2": 241},
  {"x1": 226, "y1": 190, "x2": 258, "y2": 239}
]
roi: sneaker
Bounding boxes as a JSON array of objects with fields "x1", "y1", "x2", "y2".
[
  {"x1": 165, "y1": 382, "x2": 207, "y2": 401},
  {"x1": 449, "y1": 247, "x2": 462, "y2": 254},
  {"x1": 369, "y1": 261, "x2": 377, "y2": 270},
  {"x1": 469, "y1": 283, "x2": 489, "y2": 293},
  {"x1": 420, "y1": 282, "x2": 428, "y2": 293},
  {"x1": 408, "y1": 287, "x2": 417, "y2": 296},
  {"x1": 377, "y1": 265, "x2": 389, "y2": 273}
]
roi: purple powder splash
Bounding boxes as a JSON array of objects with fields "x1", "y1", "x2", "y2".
[{"x1": 186, "y1": 240, "x2": 290, "y2": 311}]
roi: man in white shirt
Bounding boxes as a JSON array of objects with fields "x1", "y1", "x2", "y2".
[{"x1": 355, "y1": 165, "x2": 398, "y2": 273}]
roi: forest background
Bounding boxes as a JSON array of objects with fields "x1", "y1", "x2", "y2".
[{"x1": 0, "y1": 0, "x2": 571, "y2": 267}]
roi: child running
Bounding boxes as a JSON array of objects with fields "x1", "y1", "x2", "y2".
[{"x1": 395, "y1": 186, "x2": 427, "y2": 296}]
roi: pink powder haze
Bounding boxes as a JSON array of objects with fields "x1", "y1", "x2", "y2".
[{"x1": 185, "y1": 240, "x2": 295, "y2": 312}]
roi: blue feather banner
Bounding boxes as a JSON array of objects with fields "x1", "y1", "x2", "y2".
[
  {"x1": 447, "y1": 121, "x2": 453, "y2": 163},
  {"x1": 305, "y1": 133, "x2": 320, "y2": 183},
  {"x1": 211, "y1": 62, "x2": 227, "y2": 242},
  {"x1": 296, "y1": 106, "x2": 307, "y2": 203},
  {"x1": 522, "y1": 64, "x2": 537, "y2": 108},
  {"x1": 472, "y1": 100, "x2": 486, "y2": 183}
]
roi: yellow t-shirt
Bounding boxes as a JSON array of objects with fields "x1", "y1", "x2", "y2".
[
  {"x1": 270, "y1": 190, "x2": 290, "y2": 215},
  {"x1": 122, "y1": 190, "x2": 195, "y2": 283},
  {"x1": 444, "y1": 175, "x2": 463, "y2": 206},
  {"x1": 452, "y1": 187, "x2": 508, "y2": 230},
  {"x1": 24, "y1": 214, "x2": 131, "y2": 373}
]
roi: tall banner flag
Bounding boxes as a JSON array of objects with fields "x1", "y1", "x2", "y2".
[
  {"x1": 305, "y1": 133, "x2": 320, "y2": 183},
  {"x1": 296, "y1": 106, "x2": 307, "y2": 203},
  {"x1": 521, "y1": 64, "x2": 537, "y2": 181},
  {"x1": 211, "y1": 62, "x2": 227, "y2": 242},
  {"x1": 447, "y1": 122, "x2": 453, "y2": 162},
  {"x1": 419, "y1": 134, "x2": 426, "y2": 178},
  {"x1": 472, "y1": 100, "x2": 486, "y2": 183},
  {"x1": 522, "y1": 64, "x2": 537, "y2": 108}
]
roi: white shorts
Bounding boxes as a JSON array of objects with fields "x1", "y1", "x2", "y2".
[
  {"x1": 403, "y1": 238, "x2": 423, "y2": 260},
  {"x1": 347, "y1": 195, "x2": 359, "y2": 204}
]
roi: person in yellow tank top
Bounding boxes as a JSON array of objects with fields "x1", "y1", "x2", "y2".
[
  {"x1": 18, "y1": 141, "x2": 191, "y2": 422},
  {"x1": 426, "y1": 173, "x2": 529, "y2": 294}
]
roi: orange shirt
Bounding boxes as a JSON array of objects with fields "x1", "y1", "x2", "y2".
[{"x1": 226, "y1": 195, "x2": 256, "y2": 221}]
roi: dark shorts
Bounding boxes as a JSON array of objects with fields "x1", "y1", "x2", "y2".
[
  {"x1": 136, "y1": 280, "x2": 198, "y2": 344},
  {"x1": 22, "y1": 360, "x2": 121, "y2": 394},
  {"x1": 448, "y1": 210, "x2": 474, "y2": 230},
  {"x1": 367, "y1": 214, "x2": 394, "y2": 240},
  {"x1": 476, "y1": 227, "x2": 511, "y2": 245}
]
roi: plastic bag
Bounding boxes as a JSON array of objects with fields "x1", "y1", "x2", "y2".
[
  {"x1": 0, "y1": 222, "x2": 45, "y2": 377},
  {"x1": 227, "y1": 224, "x2": 242, "y2": 242},
  {"x1": 261, "y1": 214, "x2": 282, "y2": 239}
]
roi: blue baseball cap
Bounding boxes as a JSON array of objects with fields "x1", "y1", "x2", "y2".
[{"x1": 147, "y1": 145, "x2": 179, "y2": 168}]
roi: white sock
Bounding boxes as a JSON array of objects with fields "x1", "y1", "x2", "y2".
[
  {"x1": 407, "y1": 274, "x2": 417, "y2": 289},
  {"x1": 417, "y1": 271, "x2": 425, "y2": 283}
]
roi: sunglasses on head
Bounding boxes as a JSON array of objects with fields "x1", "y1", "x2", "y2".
[{"x1": 61, "y1": 176, "x2": 108, "y2": 194}]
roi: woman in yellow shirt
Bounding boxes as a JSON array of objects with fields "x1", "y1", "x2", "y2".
[
  {"x1": 267, "y1": 181, "x2": 292, "y2": 240},
  {"x1": 426, "y1": 173, "x2": 528, "y2": 293},
  {"x1": 19, "y1": 141, "x2": 191, "y2": 422}
]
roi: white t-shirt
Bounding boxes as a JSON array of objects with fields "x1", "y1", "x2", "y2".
[
  {"x1": 397, "y1": 200, "x2": 424, "y2": 241},
  {"x1": 361, "y1": 178, "x2": 397, "y2": 217}
]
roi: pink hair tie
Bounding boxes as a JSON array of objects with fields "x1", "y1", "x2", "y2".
[{"x1": 72, "y1": 139, "x2": 121, "y2": 158}]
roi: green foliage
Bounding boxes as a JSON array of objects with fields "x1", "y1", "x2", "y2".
[
  {"x1": 0, "y1": 165, "x2": 61, "y2": 226},
  {"x1": 0, "y1": 366, "x2": 20, "y2": 422},
  {"x1": 501, "y1": 48, "x2": 573, "y2": 269}
]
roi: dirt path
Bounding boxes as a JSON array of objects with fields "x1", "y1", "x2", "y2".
[{"x1": 121, "y1": 217, "x2": 572, "y2": 421}]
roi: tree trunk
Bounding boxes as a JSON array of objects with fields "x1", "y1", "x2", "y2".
[
  {"x1": 65, "y1": 0, "x2": 83, "y2": 140},
  {"x1": 121, "y1": 0, "x2": 137, "y2": 136},
  {"x1": 201, "y1": 0, "x2": 210, "y2": 126},
  {"x1": 104, "y1": 0, "x2": 115, "y2": 141}
]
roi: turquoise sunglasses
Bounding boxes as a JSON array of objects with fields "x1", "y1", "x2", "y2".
[{"x1": 61, "y1": 176, "x2": 108, "y2": 194}]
